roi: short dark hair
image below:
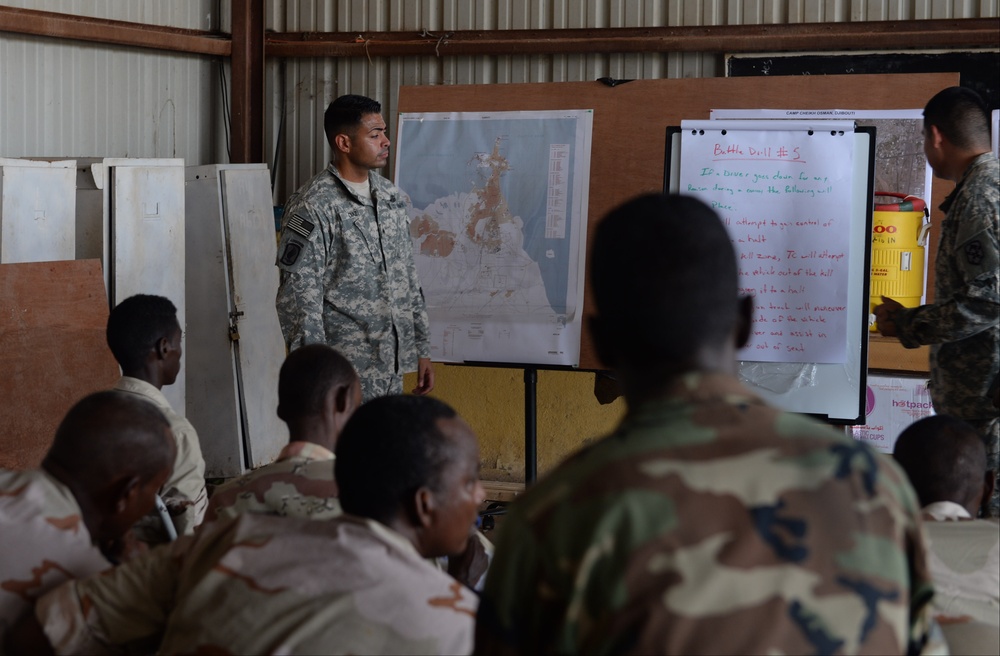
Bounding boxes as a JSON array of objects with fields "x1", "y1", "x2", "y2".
[
  {"x1": 590, "y1": 194, "x2": 739, "y2": 366},
  {"x1": 893, "y1": 414, "x2": 986, "y2": 508},
  {"x1": 106, "y1": 295, "x2": 179, "y2": 372},
  {"x1": 44, "y1": 391, "x2": 175, "y2": 488},
  {"x1": 324, "y1": 94, "x2": 382, "y2": 146},
  {"x1": 335, "y1": 395, "x2": 458, "y2": 525},
  {"x1": 923, "y1": 86, "x2": 991, "y2": 151},
  {"x1": 278, "y1": 344, "x2": 358, "y2": 420}
]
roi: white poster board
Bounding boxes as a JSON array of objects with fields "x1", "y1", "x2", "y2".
[{"x1": 666, "y1": 121, "x2": 875, "y2": 422}]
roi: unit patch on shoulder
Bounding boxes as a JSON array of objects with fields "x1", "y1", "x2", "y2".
[
  {"x1": 965, "y1": 240, "x2": 984, "y2": 265},
  {"x1": 280, "y1": 240, "x2": 303, "y2": 266},
  {"x1": 286, "y1": 213, "x2": 315, "y2": 239}
]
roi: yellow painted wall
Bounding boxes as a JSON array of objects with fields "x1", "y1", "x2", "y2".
[{"x1": 405, "y1": 364, "x2": 626, "y2": 483}]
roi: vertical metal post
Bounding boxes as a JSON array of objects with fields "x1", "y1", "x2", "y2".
[
  {"x1": 230, "y1": 0, "x2": 264, "y2": 163},
  {"x1": 524, "y1": 367, "x2": 538, "y2": 484}
]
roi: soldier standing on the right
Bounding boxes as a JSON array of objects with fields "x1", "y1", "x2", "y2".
[{"x1": 875, "y1": 86, "x2": 1000, "y2": 517}]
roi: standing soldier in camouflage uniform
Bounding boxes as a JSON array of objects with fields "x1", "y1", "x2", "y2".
[
  {"x1": 206, "y1": 344, "x2": 361, "y2": 522},
  {"x1": 14, "y1": 396, "x2": 485, "y2": 655},
  {"x1": 875, "y1": 86, "x2": 1000, "y2": 517},
  {"x1": 1, "y1": 392, "x2": 174, "y2": 645},
  {"x1": 275, "y1": 94, "x2": 434, "y2": 402},
  {"x1": 476, "y1": 195, "x2": 940, "y2": 655}
]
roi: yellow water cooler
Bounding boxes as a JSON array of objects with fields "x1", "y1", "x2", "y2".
[{"x1": 870, "y1": 192, "x2": 930, "y2": 331}]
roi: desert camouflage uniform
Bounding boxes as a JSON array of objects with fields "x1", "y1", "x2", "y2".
[
  {"x1": 0, "y1": 469, "x2": 109, "y2": 650},
  {"x1": 893, "y1": 153, "x2": 1000, "y2": 516},
  {"x1": 920, "y1": 501, "x2": 999, "y2": 627},
  {"x1": 206, "y1": 441, "x2": 340, "y2": 522},
  {"x1": 275, "y1": 164, "x2": 430, "y2": 402},
  {"x1": 114, "y1": 376, "x2": 208, "y2": 538},
  {"x1": 476, "y1": 372, "x2": 942, "y2": 655},
  {"x1": 35, "y1": 513, "x2": 477, "y2": 655}
]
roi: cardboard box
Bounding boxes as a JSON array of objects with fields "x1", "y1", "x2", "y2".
[{"x1": 851, "y1": 374, "x2": 934, "y2": 453}]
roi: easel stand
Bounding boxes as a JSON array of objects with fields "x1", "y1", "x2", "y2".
[{"x1": 524, "y1": 367, "x2": 538, "y2": 484}]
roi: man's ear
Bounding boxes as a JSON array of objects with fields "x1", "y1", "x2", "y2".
[
  {"x1": 333, "y1": 132, "x2": 352, "y2": 155},
  {"x1": 589, "y1": 315, "x2": 617, "y2": 370},
  {"x1": 734, "y1": 295, "x2": 754, "y2": 350},
  {"x1": 109, "y1": 475, "x2": 141, "y2": 515},
  {"x1": 413, "y1": 486, "x2": 437, "y2": 529},
  {"x1": 928, "y1": 124, "x2": 945, "y2": 149},
  {"x1": 154, "y1": 336, "x2": 171, "y2": 361},
  {"x1": 332, "y1": 384, "x2": 350, "y2": 414}
]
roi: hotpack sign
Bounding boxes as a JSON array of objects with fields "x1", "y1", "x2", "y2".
[{"x1": 851, "y1": 374, "x2": 934, "y2": 453}]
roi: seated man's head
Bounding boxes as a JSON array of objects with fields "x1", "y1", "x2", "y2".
[
  {"x1": 41, "y1": 391, "x2": 176, "y2": 560},
  {"x1": 277, "y1": 344, "x2": 362, "y2": 450},
  {"x1": 106, "y1": 294, "x2": 182, "y2": 387},
  {"x1": 589, "y1": 194, "x2": 751, "y2": 395},
  {"x1": 893, "y1": 415, "x2": 993, "y2": 516},
  {"x1": 335, "y1": 395, "x2": 485, "y2": 558}
]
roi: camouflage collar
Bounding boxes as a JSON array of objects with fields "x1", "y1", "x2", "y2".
[
  {"x1": 326, "y1": 163, "x2": 398, "y2": 203},
  {"x1": 625, "y1": 372, "x2": 766, "y2": 425},
  {"x1": 940, "y1": 152, "x2": 996, "y2": 214}
]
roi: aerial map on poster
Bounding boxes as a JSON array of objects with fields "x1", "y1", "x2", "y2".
[{"x1": 395, "y1": 110, "x2": 593, "y2": 366}]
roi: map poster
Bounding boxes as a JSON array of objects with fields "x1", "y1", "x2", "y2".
[{"x1": 395, "y1": 110, "x2": 593, "y2": 366}]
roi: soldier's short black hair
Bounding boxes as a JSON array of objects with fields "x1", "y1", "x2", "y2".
[
  {"x1": 106, "y1": 294, "x2": 179, "y2": 373},
  {"x1": 923, "y1": 86, "x2": 991, "y2": 151},
  {"x1": 893, "y1": 414, "x2": 987, "y2": 508},
  {"x1": 44, "y1": 391, "x2": 175, "y2": 489},
  {"x1": 277, "y1": 344, "x2": 358, "y2": 420},
  {"x1": 590, "y1": 193, "x2": 739, "y2": 367},
  {"x1": 324, "y1": 94, "x2": 382, "y2": 145},
  {"x1": 335, "y1": 395, "x2": 458, "y2": 525}
]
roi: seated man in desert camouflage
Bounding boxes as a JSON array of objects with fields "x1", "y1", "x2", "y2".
[
  {"x1": 207, "y1": 344, "x2": 492, "y2": 590},
  {"x1": 13, "y1": 395, "x2": 486, "y2": 655},
  {"x1": 0, "y1": 392, "x2": 175, "y2": 646},
  {"x1": 894, "y1": 415, "x2": 999, "y2": 655},
  {"x1": 206, "y1": 344, "x2": 361, "y2": 522}
]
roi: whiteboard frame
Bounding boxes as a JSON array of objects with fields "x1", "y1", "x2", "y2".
[{"x1": 664, "y1": 124, "x2": 876, "y2": 423}]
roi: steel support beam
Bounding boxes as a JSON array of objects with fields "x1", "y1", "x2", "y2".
[
  {"x1": 230, "y1": 0, "x2": 265, "y2": 164},
  {"x1": 0, "y1": 5, "x2": 229, "y2": 56},
  {"x1": 265, "y1": 18, "x2": 999, "y2": 58}
]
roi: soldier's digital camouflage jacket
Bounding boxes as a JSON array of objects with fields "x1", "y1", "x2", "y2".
[{"x1": 275, "y1": 164, "x2": 430, "y2": 402}]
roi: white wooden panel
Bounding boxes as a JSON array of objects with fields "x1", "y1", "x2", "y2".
[
  {"x1": 184, "y1": 164, "x2": 244, "y2": 477},
  {"x1": 110, "y1": 161, "x2": 186, "y2": 413},
  {"x1": 220, "y1": 167, "x2": 288, "y2": 469},
  {"x1": 0, "y1": 160, "x2": 76, "y2": 264}
]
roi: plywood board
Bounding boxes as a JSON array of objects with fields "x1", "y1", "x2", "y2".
[
  {"x1": 0, "y1": 259, "x2": 120, "y2": 469},
  {"x1": 398, "y1": 72, "x2": 960, "y2": 370}
]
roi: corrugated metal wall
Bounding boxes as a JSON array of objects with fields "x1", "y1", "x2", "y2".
[
  {"x1": 0, "y1": 0, "x2": 225, "y2": 163},
  {"x1": 267, "y1": 0, "x2": 999, "y2": 200},
  {"x1": 0, "y1": 0, "x2": 995, "y2": 194}
]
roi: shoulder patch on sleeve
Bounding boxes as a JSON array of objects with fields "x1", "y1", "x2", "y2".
[
  {"x1": 965, "y1": 240, "x2": 984, "y2": 265},
  {"x1": 285, "y1": 213, "x2": 315, "y2": 239},
  {"x1": 279, "y1": 237, "x2": 305, "y2": 267}
]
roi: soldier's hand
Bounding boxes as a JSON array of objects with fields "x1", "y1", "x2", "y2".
[
  {"x1": 413, "y1": 357, "x2": 435, "y2": 395},
  {"x1": 873, "y1": 296, "x2": 903, "y2": 338}
]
